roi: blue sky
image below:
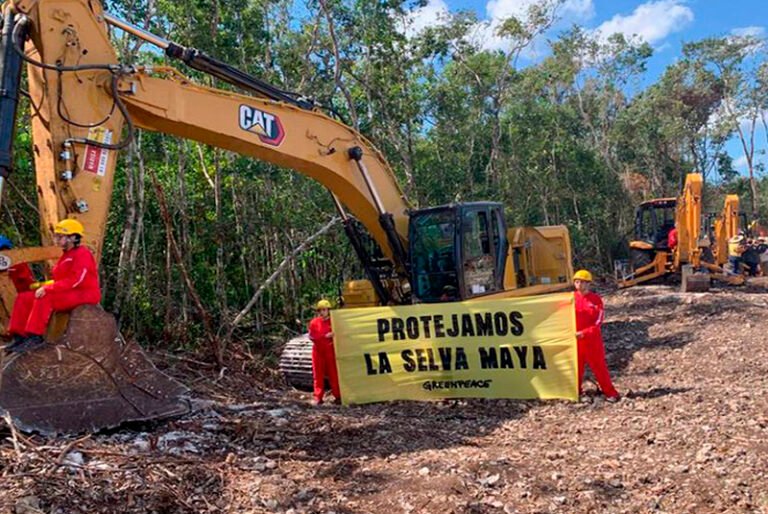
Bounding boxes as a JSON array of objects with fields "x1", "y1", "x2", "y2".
[{"x1": 406, "y1": 0, "x2": 768, "y2": 176}]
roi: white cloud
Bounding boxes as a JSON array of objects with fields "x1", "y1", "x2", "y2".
[
  {"x1": 402, "y1": 0, "x2": 698, "y2": 59},
  {"x1": 485, "y1": 0, "x2": 593, "y2": 22},
  {"x1": 731, "y1": 26, "x2": 766, "y2": 38},
  {"x1": 708, "y1": 100, "x2": 767, "y2": 134},
  {"x1": 477, "y1": 0, "x2": 595, "y2": 53},
  {"x1": 739, "y1": 110, "x2": 768, "y2": 133},
  {"x1": 401, "y1": 0, "x2": 595, "y2": 56},
  {"x1": 733, "y1": 155, "x2": 749, "y2": 169},
  {"x1": 593, "y1": 0, "x2": 694, "y2": 45},
  {"x1": 403, "y1": 0, "x2": 450, "y2": 37}
]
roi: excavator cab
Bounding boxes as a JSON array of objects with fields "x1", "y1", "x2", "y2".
[
  {"x1": 633, "y1": 198, "x2": 677, "y2": 250},
  {"x1": 409, "y1": 202, "x2": 507, "y2": 303},
  {"x1": 616, "y1": 197, "x2": 678, "y2": 286}
]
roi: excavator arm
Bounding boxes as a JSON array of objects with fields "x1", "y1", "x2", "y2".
[
  {"x1": 673, "y1": 173, "x2": 703, "y2": 269},
  {"x1": 0, "y1": 0, "x2": 416, "y2": 434},
  {"x1": 120, "y1": 69, "x2": 410, "y2": 265},
  {"x1": 0, "y1": 0, "x2": 412, "y2": 315},
  {"x1": 713, "y1": 195, "x2": 739, "y2": 267}
]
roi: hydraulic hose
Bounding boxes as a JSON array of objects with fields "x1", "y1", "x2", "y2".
[{"x1": 12, "y1": 15, "x2": 134, "y2": 150}]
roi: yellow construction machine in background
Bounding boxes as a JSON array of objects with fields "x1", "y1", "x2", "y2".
[{"x1": 615, "y1": 173, "x2": 744, "y2": 292}]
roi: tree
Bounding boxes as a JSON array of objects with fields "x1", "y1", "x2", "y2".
[{"x1": 683, "y1": 35, "x2": 767, "y2": 214}]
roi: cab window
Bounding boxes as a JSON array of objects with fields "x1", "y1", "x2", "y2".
[
  {"x1": 462, "y1": 210, "x2": 495, "y2": 297},
  {"x1": 410, "y1": 210, "x2": 459, "y2": 302},
  {"x1": 640, "y1": 208, "x2": 653, "y2": 241}
]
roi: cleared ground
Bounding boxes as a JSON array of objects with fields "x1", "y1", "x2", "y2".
[{"x1": 1, "y1": 286, "x2": 767, "y2": 513}]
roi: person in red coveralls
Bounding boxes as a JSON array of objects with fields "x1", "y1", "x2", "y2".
[
  {"x1": 6, "y1": 219, "x2": 101, "y2": 354},
  {"x1": 573, "y1": 269, "x2": 619, "y2": 402},
  {"x1": 308, "y1": 299, "x2": 341, "y2": 405},
  {"x1": 667, "y1": 226, "x2": 678, "y2": 252},
  {"x1": 0, "y1": 235, "x2": 35, "y2": 292}
]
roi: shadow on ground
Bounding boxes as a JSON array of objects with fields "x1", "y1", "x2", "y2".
[
  {"x1": 601, "y1": 319, "x2": 694, "y2": 377},
  {"x1": 218, "y1": 397, "x2": 532, "y2": 463},
  {"x1": 624, "y1": 387, "x2": 693, "y2": 399}
]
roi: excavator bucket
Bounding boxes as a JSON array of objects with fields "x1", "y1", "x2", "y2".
[{"x1": 0, "y1": 305, "x2": 190, "y2": 435}]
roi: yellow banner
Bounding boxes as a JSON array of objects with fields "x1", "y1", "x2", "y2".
[{"x1": 332, "y1": 292, "x2": 578, "y2": 404}]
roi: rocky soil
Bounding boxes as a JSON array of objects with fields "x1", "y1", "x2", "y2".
[{"x1": 1, "y1": 286, "x2": 767, "y2": 514}]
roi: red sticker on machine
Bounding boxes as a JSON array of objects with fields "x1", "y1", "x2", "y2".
[{"x1": 82, "y1": 128, "x2": 113, "y2": 176}]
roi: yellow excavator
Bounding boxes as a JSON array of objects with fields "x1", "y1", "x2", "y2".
[
  {"x1": 615, "y1": 173, "x2": 743, "y2": 291},
  {"x1": 709, "y1": 194, "x2": 742, "y2": 269},
  {"x1": 0, "y1": 0, "x2": 573, "y2": 433}
]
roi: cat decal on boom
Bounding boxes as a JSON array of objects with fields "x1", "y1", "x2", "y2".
[{"x1": 239, "y1": 104, "x2": 285, "y2": 146}]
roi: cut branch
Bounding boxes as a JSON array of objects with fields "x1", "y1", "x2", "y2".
[{"x1": 225, "y1": 216, "x2": 339, "y2": 339}]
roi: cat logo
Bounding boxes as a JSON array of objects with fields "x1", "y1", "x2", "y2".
[{"x1": 238, "y1": 105, "x2": 285, "y2": 146}]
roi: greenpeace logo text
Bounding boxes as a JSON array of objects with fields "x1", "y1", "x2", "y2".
[{"x1": 422, "y1": 379, "x2": 492, "y2": 391}]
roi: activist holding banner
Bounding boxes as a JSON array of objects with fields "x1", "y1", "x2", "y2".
[
  {"x1": 308, "y1": 299, "x2": 341, "y2": 405},
  {"x1": 331, "y1": 293, "x2": 579, "y2": 404},
  {"x1": 573, "y1": 270, "x2": 620, "y2": 402}
]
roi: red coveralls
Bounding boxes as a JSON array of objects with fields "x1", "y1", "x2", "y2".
[
  {"x1": 308, "y1": 315, "x2": 341, "y2": 403},
  {"x1": 667, "y1": 227, "x2": 678, "y2": 250},
  {"x1": 575, "y1": 290, "x2": 619, "y2": 398},
  {"x1": 8, "y1": 263, "x2": 35, "y2": 292},
  {"x1": 8, "y1": 246, "x2": 101, "y2": 336}
]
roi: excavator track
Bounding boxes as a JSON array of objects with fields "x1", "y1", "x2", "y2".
[
  {"x1": 279, "y1": 334, "x2": 315, "y2": 392},
  {"x1": 0, "y1": 305, "x2": 190, "y2": 435}
]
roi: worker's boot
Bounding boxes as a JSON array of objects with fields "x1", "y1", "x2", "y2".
[
  {"x1": 4, "y1": 335, "x2": 27, "y2": 354},
  {"x1": 10, "y1": 335, "x2": 46, "y2": 354}
]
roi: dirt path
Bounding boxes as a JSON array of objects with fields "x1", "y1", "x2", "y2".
[{"x1": 1, "y1": 287, "x2": 767, "y2": 513}]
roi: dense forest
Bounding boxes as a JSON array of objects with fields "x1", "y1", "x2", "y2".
[{"x1": 2, "y1": 0, "x2": 766, "y2": 356}]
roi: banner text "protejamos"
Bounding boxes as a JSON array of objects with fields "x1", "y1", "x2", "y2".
[{"x1": 376, "y1": 311, "x2": 525, "y2": 342}]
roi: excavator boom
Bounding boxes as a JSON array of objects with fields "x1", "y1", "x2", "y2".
[{"x1": 0, "y1": 0, "x2": 416, "y2": 433}]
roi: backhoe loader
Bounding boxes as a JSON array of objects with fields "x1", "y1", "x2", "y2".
[
  {"x1": 615, "y1": 173, "x2": 743, "y2": 291},
  {"x1": 0, "y1": 0, "x2": 573, "y2": 433}
]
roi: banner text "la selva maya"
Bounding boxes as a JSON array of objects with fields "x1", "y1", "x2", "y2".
[{"x1": 366, "y1": 310, "x2": 546, "y2": 375}]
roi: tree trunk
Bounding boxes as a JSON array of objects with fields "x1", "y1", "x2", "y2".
[
  {"x1": 176, "y1": 142, "x2": 190, "y2": 322},
  {"x1": 318, "y1": 0, "x2": 359, "y2": 128},
  {"x1": 114, "y1": 140, "x2": 138, "y2": 317},
  {"x1": 149, "y1": 165, "x2": 222, "y2": 365},
  {"x1": 214, "y1": 149, "x2": 227, "y2": 316},
  {"x1": 129, "y1": 138, "x2": 147, "y2": 283}
]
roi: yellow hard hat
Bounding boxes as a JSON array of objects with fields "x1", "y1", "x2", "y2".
[
  {"x1": 316, "y1": 299, "x2": 332, "y2": 310},
  {"x1": 573, "y1": 269, "x2": 593, "y2": 282},
  {"x1": 54, "y1": 219, "x2": 85, "y2": 236}
]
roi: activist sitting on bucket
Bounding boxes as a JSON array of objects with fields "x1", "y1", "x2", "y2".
[
  {"x1": 573, "y1": 270, "x2": 619, "y2": 402},
  {"x1": 6, "y1": 219, "x2": 101, "y2": 354},
  {"x1": 0, "y1": 235, "x2": 36, "y2": 293},
  {"x1": 308, "y1": 299, "x2": 341, "y2": 405}
]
